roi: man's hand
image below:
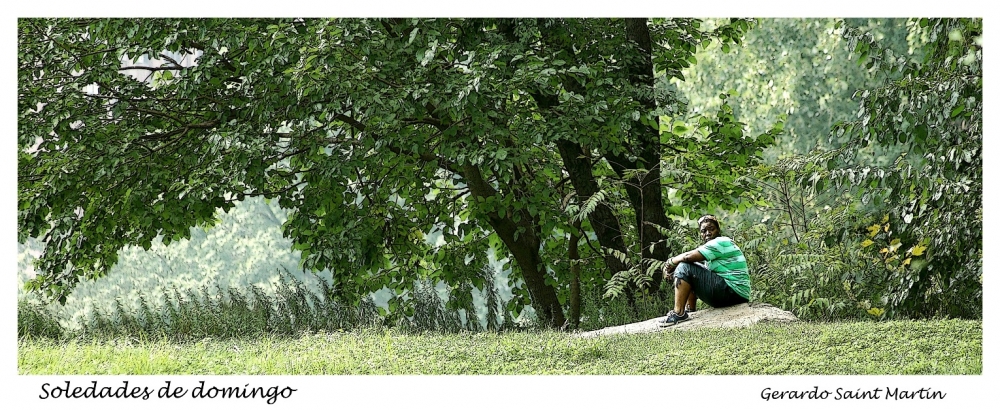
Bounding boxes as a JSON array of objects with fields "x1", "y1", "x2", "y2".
[{"x1": 663, "y1": 263, "x2": 676, "y2": 282}]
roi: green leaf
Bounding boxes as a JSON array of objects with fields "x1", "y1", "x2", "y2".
[
  {"x1": 408, "y1": 27, "x2": 420, "y2": 45},
  {"x1": 673, "y1": 121, "x2": 689, "y2": 134}
]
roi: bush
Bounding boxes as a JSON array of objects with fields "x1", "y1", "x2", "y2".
[
  {"x1": 18, "y1": 269, "x2": 524, "y2": 340},
  {"x1": 18, "y1": 299, "x2": 63, "y2": 339}
]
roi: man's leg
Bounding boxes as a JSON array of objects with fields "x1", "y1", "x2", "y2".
[
  {"x1": 674, "y1": 277, "x2": 692, "y2": 314},
  {"x1": 658, "y1": 277, "x2": 694, "y2": 327},
  {"x1": 674, "y1": 262, "x2": 709, "y2": 313},
  {"x1": 687, "y1": 262, "x2": 707, "y2": 312}
]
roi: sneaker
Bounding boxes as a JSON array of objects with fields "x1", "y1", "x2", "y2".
[
  {"x1": 685, "y1": 304, "x2": 697, "y2": 313},
  {"x1": 657, "y1": 310, "x2": 691, "y2": 327}
]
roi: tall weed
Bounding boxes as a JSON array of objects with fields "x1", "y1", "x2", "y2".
[{"x1": 19, "y1": 267, "x2": 517, "y2": 340}]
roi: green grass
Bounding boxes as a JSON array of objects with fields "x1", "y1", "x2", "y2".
[{"x1": 18, "y1": 319, "x2": 980, "y2": 375}]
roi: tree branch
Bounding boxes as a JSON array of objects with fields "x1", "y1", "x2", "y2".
[
  {"x1": 138, "y1": 120, "x2": 219, "y2": 141},
  {"x1": 333, "y1": 113, "x2": 459, "y2": 175}
]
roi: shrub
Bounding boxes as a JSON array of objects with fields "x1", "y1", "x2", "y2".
[{"x1": 18, "y1": 299, "x2": 63, "y2": 339}]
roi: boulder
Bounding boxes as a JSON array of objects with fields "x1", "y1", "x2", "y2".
[{"x1": 575, "y1": 302, "x2": 798, "y2": 338}]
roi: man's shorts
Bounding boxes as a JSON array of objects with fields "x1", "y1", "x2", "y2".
[{"x1": 673, "y1": 262, "x2": 748, "y2": 308}]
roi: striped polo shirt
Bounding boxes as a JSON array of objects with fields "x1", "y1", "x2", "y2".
[{"x1": 696, "y1": 236, "x2": 751, "y2": 300}]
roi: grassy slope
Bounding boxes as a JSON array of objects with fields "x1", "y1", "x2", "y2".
[{"x1": 18, "y1": 319, "x2": 981, "y2": 375}]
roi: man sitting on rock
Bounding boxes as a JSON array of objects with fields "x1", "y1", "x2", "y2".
[{"x1": 659, "y1": 214, "x2": 751, "y2": 327}]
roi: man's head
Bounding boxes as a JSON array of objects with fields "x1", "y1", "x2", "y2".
[{"x1": 698, "y1": 214, "x2": 721, "y2": 243}]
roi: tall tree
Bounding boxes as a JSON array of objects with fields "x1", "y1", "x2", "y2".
[{"x1": 19, "y1": 18, "x2": 767, "y2": 326}]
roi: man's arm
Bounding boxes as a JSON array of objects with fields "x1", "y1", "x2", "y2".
[{"x1": 664, "y1": 248, "x2": 707, "y2": 276}]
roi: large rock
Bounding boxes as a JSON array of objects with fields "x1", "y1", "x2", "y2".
[{"x1": 576, "y1": 303, "x2": 797, "y2": 338}]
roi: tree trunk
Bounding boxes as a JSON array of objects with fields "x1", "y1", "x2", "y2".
[
  {"x1": 554, "y1": 140, "x2": 631, "y2": 278},
  {"x1": 617, "y1": 18, "x2": 674, "y2": 290},
  {"x1": 527, "y1": 18, "x2": 672, "y2": 297},
  {"x1": 565, "y1": 222, "x2": 582, "y2": 330},
  {"x1": 526, "y1": 22, "x2": 633, "y2": 281},
  {"x1": 460, "y1": 164, "x2": 566, "y2": 328}
]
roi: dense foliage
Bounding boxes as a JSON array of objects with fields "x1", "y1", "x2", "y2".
[
  {"x1": 18, "y1": 17, "x2": 981, "y2": 327},
  {"x1": 680, "y1": 18, "x2": 982, "y2": 319},
  {"x1": 19, "y1": 18, "x2": 775, "y2": 328},
  {"x1": 830, "y1": 18, "x2": 982, "y2": 317}
]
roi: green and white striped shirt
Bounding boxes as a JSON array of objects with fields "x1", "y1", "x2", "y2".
[{"x1": 696, "y1": 236, "x2": 751, "y2": 300}]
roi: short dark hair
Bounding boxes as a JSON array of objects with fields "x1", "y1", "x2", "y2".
[{"x1": 698, "y1": 214, "x2": 721, "y2": 231}]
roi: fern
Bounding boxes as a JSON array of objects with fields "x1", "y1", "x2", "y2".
[
  {"x1": 574, "y1": 189, "x2": 607, "y2": 223},
  {"x1": 603, "y1": 266, "x2": 638, "y2": 299}
]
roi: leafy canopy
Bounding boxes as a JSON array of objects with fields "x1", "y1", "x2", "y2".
[{"x1": 18, "y1": 18, "x2": 763, "y2": 314}]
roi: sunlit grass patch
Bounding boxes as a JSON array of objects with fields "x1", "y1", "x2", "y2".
[{"x1": 19, "y1": 319, "x2": 980, "y2": 375}]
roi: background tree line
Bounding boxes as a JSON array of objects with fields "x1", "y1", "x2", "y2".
[{"x1": 17, "y1": 17, "x2": 981, "y2": 332}]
